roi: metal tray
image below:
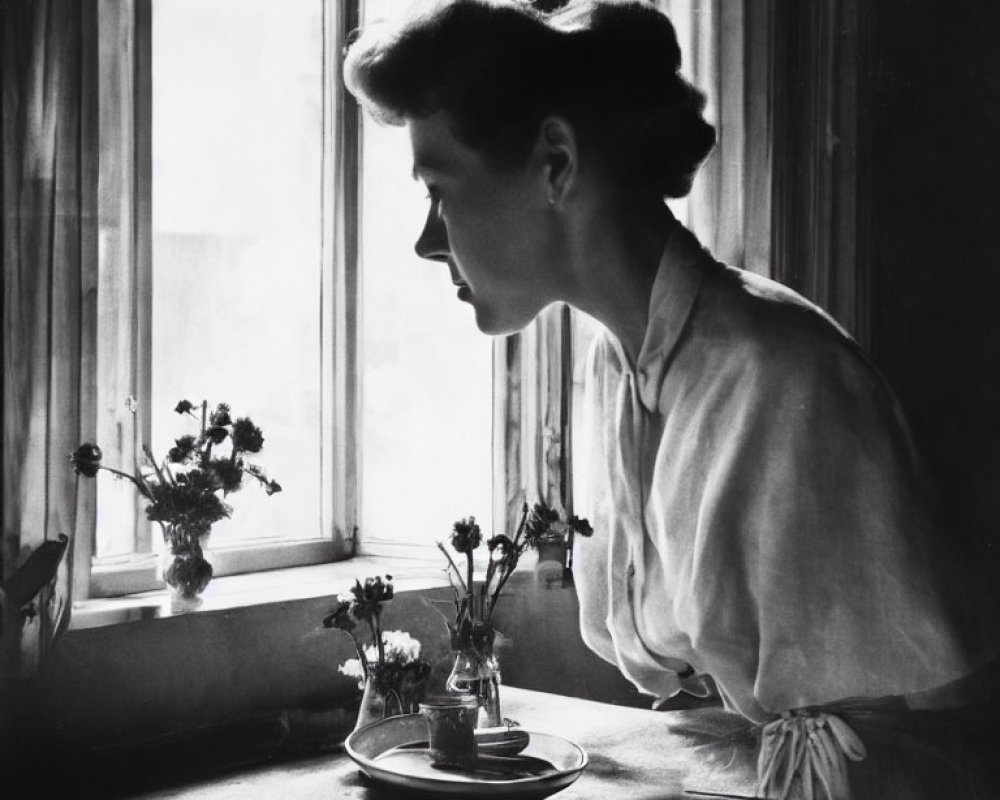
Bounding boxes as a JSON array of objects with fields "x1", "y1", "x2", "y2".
[{"x1": 346, "y1": 714, "x2": 587, "y2": 798}]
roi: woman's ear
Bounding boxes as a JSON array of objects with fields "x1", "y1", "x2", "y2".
[{"x1": 537, "y1": 116, "x2": 577, "y2": 207}]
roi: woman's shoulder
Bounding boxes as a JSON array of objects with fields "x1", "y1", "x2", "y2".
[
  {"x1": 691, "y1": 262, "x2": 866, "y2": 370},
  {"x1": 670, "y1": 260, "x2": 899, "y2": 413}
]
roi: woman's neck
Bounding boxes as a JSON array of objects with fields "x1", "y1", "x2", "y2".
[{"x1": 563, "y1": 199, "x2": 678, "y2": 368}]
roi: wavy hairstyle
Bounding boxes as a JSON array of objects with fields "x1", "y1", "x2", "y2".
[{"x1": 344, "y1": 0, "x2": 715, "y2": 199}]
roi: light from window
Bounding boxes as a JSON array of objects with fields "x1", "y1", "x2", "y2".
[
  {"x1": 151, "y1": 0, "x2": 324, "y2": 549},
  {"x1": 359, "y1": 0, "x2": 493, "y2": 548}
]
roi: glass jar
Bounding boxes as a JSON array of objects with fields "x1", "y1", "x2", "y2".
[{"x1": 446, "y1": 648, "x2": 502, "y2": 728}]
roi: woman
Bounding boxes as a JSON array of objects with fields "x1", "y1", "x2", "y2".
[{"x1": 344, "y1": 1, "x2": 1000, "y2": 796}]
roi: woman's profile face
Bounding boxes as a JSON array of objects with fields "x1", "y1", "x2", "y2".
[{"x1": 409, "y1": 112, "x2": 559, "y2": 335}]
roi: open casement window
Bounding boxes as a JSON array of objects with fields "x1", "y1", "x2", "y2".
[{"x1": 78, "y1": 0, "x2": 360, "y2": 599}]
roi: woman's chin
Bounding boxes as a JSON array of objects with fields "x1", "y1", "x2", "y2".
[{"x1": 472, "y1": 304, "x2": 534, "y2": 337}]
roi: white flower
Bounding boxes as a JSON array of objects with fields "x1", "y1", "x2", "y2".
[
  {"x1": 338, "y1": 658, "x2": 365, "y2": 689},
  {"x1": 381, "y1": 630, "x2": 422, "y2": 665},
  {"x1": 337, "y1": 630, "x2": 423, "y2": 687}
]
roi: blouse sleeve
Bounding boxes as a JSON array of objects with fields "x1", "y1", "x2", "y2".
[{"x1": 671, "y1": 332, "x2": 996, "y2": 719}]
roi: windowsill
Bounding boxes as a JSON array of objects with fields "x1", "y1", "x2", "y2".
[{"x1": 69, "y1": 552, "x2": 451, "y2": 631}]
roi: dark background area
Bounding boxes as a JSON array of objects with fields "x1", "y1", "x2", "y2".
[{"x1": 867, "y1": 0, "x2": 1000, "y2": 565}]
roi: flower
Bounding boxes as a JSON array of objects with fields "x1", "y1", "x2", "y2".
[
  {"x1": 167, "y1": 435, "x2": 198, "y2": 464},
  {"x1": 487, "y1": 534, "x2": 512, "y2": 555},
  {"x1": 205, "y1": 457, "x2": 243, "y2": 494},
  {"x1": 568, "y1": 514, "x2": 594, "y2": 537},
  {"x1": 323, "y1": 596, "x2": 356, "y2": 633},
  {"x1": 439, "y1": 500, "x2": 591, "y2": 656},
  {"x1": 451, "y1": 517, "x2": 482, "y2": 554},
  {"x1": 523, "y1": 502, "x2": 561, "y2": 545},
  {"x1": 70, "y1": 398, "x2": 281, "y2": 560},
  {"x1": 323, "y1": 579, "x2": 431, "y2": 714},
  {"x1": 349, "y1": 575, "x2": 394, "y2": 623},
  {"x1": 206, "y1": 426, "x2": 229, "y2": 445},
  {"x1": 232, "y1": 418, "x2": 264, "y2": 453},
  {"x1": 70, "y1": 443, "x2": 103, "y2": 477},
  {"x1": 209, "y1": 403, "x2": 232, "y2": 427}
]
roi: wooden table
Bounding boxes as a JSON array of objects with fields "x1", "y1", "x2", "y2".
[
  {"x1": 48, "y1": 687, "x2": 994, "y2": 800},
  {"x1": 123, "y1": 688, "x2": 759, "y2": 800}
]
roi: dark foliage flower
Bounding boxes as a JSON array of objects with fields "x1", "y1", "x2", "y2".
[
  {"x1": 70, "y1": 443, "x2": 103, "y2": 477},
  {"x1": 323, "y1": 598, "x2": 356, "y2": 632},
  {"x1": 568, "y1": 514, "x2": 594, "y2": 537},
  {"x1": 440, "y1": 500, "x2": 592, "y2": 655},
  {"x1": 167, "y1": 435, "x2": 198, "y2": 464},
  {"x1": 232, "y1": 418, "x2": 264, "y2": 453},
  {"x1": 523, "y1": 502, "x2": 561, "y2": 545},
  {"x1": 145, "y1": 478, "x2": 231, "y2": 539},
  {"x1": 487, "y1": 534, "x2": 513, "y2": 555},
  {"x1": 209, "y1": 403, "x2": 232, "y2": 427},
  {"x1": 206, "y1": 458, "x2": 243, "y2": 494},
  {"x1": 349, "y1": 575, "x2": 394, "y2": 623},
  {"x1": 450, "y1": 517, "x2": 482, "y2": 554},
  {"x1": 206, "y1": 426, "x2": 229, "y2": 445},
  {"x1": 73, "y1": 398, "x2": 280, "y2": 581}
]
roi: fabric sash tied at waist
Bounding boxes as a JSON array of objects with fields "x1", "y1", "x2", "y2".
[{"x1": 756, "y1": 709, "x2": 866, "y2": 800}]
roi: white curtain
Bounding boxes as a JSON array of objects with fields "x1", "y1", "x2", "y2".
[{"x1": 1, "y1": 0, "x2": 95, "y2": 676}]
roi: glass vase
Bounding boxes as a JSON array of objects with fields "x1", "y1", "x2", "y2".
[
  {"x1": 160, "y1": 523, "x2": 213, "y2": 611},
  {"x1": 446, "y1": 648, "x2": 502, "y2": 728},
  {"x1": 353, "y1": 665, "x2": 429, "y2": 731}
]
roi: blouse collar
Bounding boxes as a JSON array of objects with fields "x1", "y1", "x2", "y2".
[{"x1": 632, "y1": 224, "x2": 714, "y2": 412}]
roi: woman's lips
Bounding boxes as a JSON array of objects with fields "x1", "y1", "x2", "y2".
[{"x1": 454, "y1": 282, "x2": 471, "y2": 302}]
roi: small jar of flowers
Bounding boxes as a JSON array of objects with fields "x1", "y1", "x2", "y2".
[
  {"x1": 323, "y1": 575, "x2": 432, "y2": 730},
  {"x1": 438, "y1": 501, "x2": 592, "y2": 727},
  {"x1": 70, "y1": 399, "x2": 281, "y2": 609}
]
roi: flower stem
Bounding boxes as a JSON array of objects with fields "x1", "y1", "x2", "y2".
[
  {"x1": 466, "y1": 549, "x2": 474, "y2": 622},
  {"x1": 99, "y1": 465, "x2": 148, "y2": 495},
  {"x1": 142, "y1": 445, "x2": 169, "y2": 486},
  {"x1": 511, "y1": 502, "x2": 529, "y2": 549},
  {"x1": 351, "y1": 631, "x2": 369, "y2": 677},
  {"x1": 373, "y1": 611, "x2": 385, "y2": 669},
  {"x1": 436, "y1": 541, "x2": 468, "y2": 595}
]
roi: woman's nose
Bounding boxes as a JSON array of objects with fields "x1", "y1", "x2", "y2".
[{"x1": 414, "y1": 200, "x2": 450, "y2": 262}]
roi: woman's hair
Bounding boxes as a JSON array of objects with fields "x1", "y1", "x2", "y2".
[{"x1": 344, "y1": 0, "x2": 716, "y2": 199}]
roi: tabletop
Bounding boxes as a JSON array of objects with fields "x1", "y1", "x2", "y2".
[
  {"x1": 125, "y1": 687, "x2": 760, "y2": 800},
  {"x1": 108, "y1": 685, "x2": 1000, "y2": 800}
]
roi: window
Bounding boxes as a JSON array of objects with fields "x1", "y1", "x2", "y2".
[
  {"x1": 85, "y1": 0, "x2": 750, "y2": 598},
  {"x1": 89, "y1": 0, "x2": 352, "y2": 596},
  {"x1": 150, "y1": 0, "x2": 324, "y2": 553},
  {"x1": 358, "y1": 0, "x2": 494, "y2": 553}
]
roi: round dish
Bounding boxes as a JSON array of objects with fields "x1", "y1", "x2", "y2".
[{"x1": 345, "y1": 714, "x2": 588, "y2": 798}]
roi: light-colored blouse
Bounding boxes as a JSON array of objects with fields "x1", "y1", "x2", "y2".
[{"x1": 573, "y1": 224, "x2": 994, "y2": 724}]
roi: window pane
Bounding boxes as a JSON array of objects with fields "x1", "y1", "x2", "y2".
[
  {"x1": 570, "y1": 310, "x2": 606, "y2": 518},
  {"x1": 360, "y1": 0, "x2": 493, "y2": 546},
  {"x1": 151, "y1": 0, "x2": 323, "y2": 548}
]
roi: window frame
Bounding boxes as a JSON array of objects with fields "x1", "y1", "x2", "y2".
[{"x1": 80, "y1": 0, "x2": 361, "y2": 599}]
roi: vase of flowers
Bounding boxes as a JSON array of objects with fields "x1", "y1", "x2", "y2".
[
  {"x1": 323, "y1": 575, "x2": 432, "y2": 730},
  {"x1": 70, "y1": 399, "x2": 281, "y2": 609},
  {"x1": 438, "y1": 502, "x2": 592, "y2": 727}
]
